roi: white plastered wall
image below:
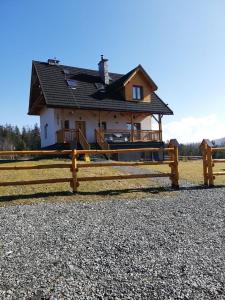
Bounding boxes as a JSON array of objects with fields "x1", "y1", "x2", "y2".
[
  {"x1": 55, "y1": 109, "x2": 152, "y2": 143},
  {"x1": 40, "y1": 108, "x2": 152, "y2": 147},
  {"x1": 40, "y1": 108, "x2": 56, "y2": 148}
]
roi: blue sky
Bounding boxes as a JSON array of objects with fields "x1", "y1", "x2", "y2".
[{"x1": 0, "y1": 0, "x2": 225, "y2": 142}]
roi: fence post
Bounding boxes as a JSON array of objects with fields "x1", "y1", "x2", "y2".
[
  {"x1": 200, "y1": 139, "x2": 208, "y2": 185},
  {"x1": 168, "y1": 139, "x2": 179, "y2": 188},
  {"x1": 71, "y1": 149, "x2": 79, "y2": 193},
  {"x1": 206, "y1": 143, "x2": 214, "y2": 187},
  {"x1": 200, "y1": 139, "x2": 214, "y2": 187}
]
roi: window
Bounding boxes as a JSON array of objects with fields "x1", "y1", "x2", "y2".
[
  {"x1": 66, "y1": 79, "x2": 77, "y2": 89},
  {"x1": 126, "y1": 122, "x2": 141, "y2": 130},
  {"x1": 64, "y1": 120, "x2": 70, "y2": 129},
  {"x1": 44, "y1": 123, "x2": 48, "y2": 139},
  {"x1": 132, "y1": 85, "x2": 143, "y2": 100},
  {"x1": 98, "y1": 122, "x2": 107, "y2": 130},
  {"x1": 101, "y1": 122, "x2": 107, "y2": 130}
]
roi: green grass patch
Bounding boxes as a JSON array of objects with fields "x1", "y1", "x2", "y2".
[
  {"x1": 139, "y1": 160, "x2": 225, "y2": 185},
  {"x1": 0, "y1": 159, "x2": 167, "y2": 206}
]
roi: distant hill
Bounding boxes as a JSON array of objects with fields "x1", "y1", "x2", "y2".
[{"x1": 213, "y1": 137, "x2": 225, "y2": 145}]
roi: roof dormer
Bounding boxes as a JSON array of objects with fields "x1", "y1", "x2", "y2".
[{"x1": 123, "y1": 65, "x2": 157, "y2": 102}]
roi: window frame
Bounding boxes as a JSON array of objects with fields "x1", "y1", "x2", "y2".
[{"x1": 132, "y1": 85, "x2": 143, "y2": 100}]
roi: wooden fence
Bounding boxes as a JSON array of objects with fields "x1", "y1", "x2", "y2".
[
  {"x1": 200, "y1": 139, "x2": 225, "y2": 186},
  {"x1": 0, "y1": 139, "x2": 179, "y2": 192}
]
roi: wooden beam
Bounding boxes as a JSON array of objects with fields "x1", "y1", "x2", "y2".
[
  {"x1": 0, "y1": 178, "x2": 72, "y2": 187},
  {"x1": 131, "y1": 112, "x2": 134, "y2": 142},
  {"x1": 213, "y1": 159, "x2": 225, "y2": 163},
  {"x1": 76, "y1": 147, "x2": 174, "y2": 155},
  {"x1": 79, "y1": 173, "x2": 171, "y2": 182},
  {"x1": 0, "y1": 150, "x2": 71, "y2": 156},
  {"x1": 78, "y1": 161, "x2": 174, "y2": 168},
  {"x1": 168, "y1": 139, "x2": 179, "y2": 188},
  {"x1": 206, "y1": 144, "x2": 214, "y2": 186},
  {"x1": 71, "y1": 149, "x2": 78, "y2": 193},
  {"x1": 212, "y1": 147, "x2": 225, "y2": 152},
  {"x1": 158, "y1": 114, "x2": 163, "y2": 141},
  {"x1": 213, "y1": 172, "x2": 225, "y2": 176},
  {"x1": 0, "y1": 164, "x2": 71, "y2": 170}
]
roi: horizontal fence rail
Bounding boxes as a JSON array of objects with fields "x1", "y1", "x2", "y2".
[
  {"x1": 0, "y1": 139, "x2": 180, "y2": 193},
  {"x1": 200, "y1": 139, "x2": 225, "y2": 186}
]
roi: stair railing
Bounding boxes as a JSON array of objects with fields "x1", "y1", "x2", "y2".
[
  {"x1": 77, "y1": 129, "x2": 90, "y2": 150},
  {"x1": 95, "y1": 128, "x2": 110, "y2": 159}
]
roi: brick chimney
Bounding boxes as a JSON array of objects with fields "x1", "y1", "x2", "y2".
[{"x1": 98, "y1": 55, "x2": 110, "y2": 85}]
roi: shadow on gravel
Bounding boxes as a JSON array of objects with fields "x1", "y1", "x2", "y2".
[
  {"x1": 0, "y1": 191, "x2": 72, "y2": 202},
  {"x1": 0, "y1": 184, "x2": 224, "y2": 203}
]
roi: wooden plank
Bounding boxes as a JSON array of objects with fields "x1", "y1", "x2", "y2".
[
  {"x1": 76, "y1": 147, "x2": 173, "y2": 155},
  {"x1": 0, "y1": 178, "x2": 72, "y2": 186},
  {"x1": 79, "y1": 173, "x2": 171, "y2": 182},
  {"x1": 0, "y1": 150, "x2": 72, "y2": 156},
  {"x1": 213, "y1": 172, "x2": 225, "y2": 176},
  {"x1": 213, "y1": 159, "x2": 225, "y2": 163},
  {"x1": 212, "y1": 147, "x2": 225, "y2": 152},
  {"x1": 78, "y1": 161, "x2": 174, "y2": 168},
  {"x1": 0, "y1": 164, "x2": 71, "y2": 170},
  {"x1": 0, "y1": 147, "x2": 173, "y2": 157}
]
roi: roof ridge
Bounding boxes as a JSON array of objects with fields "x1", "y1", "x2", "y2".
[{"x1": 32, "y1": 60, "x2": 124, "y2": 77}]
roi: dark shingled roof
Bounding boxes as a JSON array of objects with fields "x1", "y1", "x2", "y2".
[{"x1": 29, "y1": 60, "x2": 173, "y2": 115}]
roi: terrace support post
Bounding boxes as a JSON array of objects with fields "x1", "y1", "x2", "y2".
[
  {"x1": 152, "y1": 114, "x2": 163, "y2": 141},
  {"x1": 200, "y1": 139, "x2": 214, "y2": 187},
  {"x1": 71, "y1": 149, "x2": 79, "y2": 193},
  {"x1": 131, "y1": 113, "x2": 134, "y2": 142},
  {"x1": 168, "y1": 139, "x2": 179, "y2": 189},
  {"x1": 158, "y1": 114, "x2": 163, "y2": 141}
]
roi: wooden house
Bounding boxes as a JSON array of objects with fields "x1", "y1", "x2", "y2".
[{"x1": 28, "y1": 56, "x2": 173, "y2": 159}]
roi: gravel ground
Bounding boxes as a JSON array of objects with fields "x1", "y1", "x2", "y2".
[
  {"x1": 0, "y1": 186, "x2": 225, "y2": 299},
  {"x1": 113, "y1": 165, "x2": 191, "y2": 187}
]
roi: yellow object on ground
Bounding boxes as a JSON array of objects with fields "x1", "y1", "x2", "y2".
[{"x1": 84, "y1": 154, "x2": 90, "y2": 162}]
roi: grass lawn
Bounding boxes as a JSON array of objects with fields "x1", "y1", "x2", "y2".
[
  {"x1": 0, "y1": 159, "x2": 166, "y2": 206},
  {"x1": 139, "y1": 160, "x2": 225, "y2": 185}
]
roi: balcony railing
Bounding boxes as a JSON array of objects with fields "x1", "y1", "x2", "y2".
[
  {"x1": 56, "y1": 129, "x2": 78, "y2": 144},
  {"x1": 57, "y1": 128, "x2": 162, "y2": 146},
  {"x1": 56, "y1": 129, "x2": 90, "y2": 150},
  {"x1": 102, "y1": 129, "x2": 162, "y2": 143}
]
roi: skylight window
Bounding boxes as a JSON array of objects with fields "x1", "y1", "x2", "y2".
[{"x1": 66, "y1": 79, "x2": 77, "y2": 89}]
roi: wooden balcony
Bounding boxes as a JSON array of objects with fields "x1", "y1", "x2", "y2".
[{"x1": 102, "y1": 129, "x2": 162, "y2": 143}]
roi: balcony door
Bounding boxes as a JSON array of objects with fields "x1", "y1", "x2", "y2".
[
  {"x1": 126, "y1": 122, "x2": 141, "y2": 141},
  {"x1": 75, "y1": 121, "x2": 86, "y2": 137}
]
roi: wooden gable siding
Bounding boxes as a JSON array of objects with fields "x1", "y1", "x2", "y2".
[{"x1": 124, "y1": 70, "x2": 153, "y2": 102}]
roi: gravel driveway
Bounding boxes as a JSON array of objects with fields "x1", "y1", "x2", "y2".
[{"x1": 0, "y1": 186, "x2": 225, "y2": 299}]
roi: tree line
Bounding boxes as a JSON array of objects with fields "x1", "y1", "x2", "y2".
[
  {"x1": 0, "y1": 123, "x2": 224, "y2": 157},
  {"x1": 0, "y1": 124, "x2": 41, "y2": 150},
  {"x1": 178, "y1": 141, "x2": 225, "y2": 159}
]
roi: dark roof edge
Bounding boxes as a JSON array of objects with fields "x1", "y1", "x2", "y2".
[
  {"x1": 45, "y1": 104, "x2": 173, "y2": 115},
  {"x1": 32, "y1": 60, "x2": 48, "y2": 106},
  {"x1": 130, "y1": 64, "x2": 158, "y2": 91},
  {"x1": 153, "y1": 92, "x2": 173, "y2": 115}
]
